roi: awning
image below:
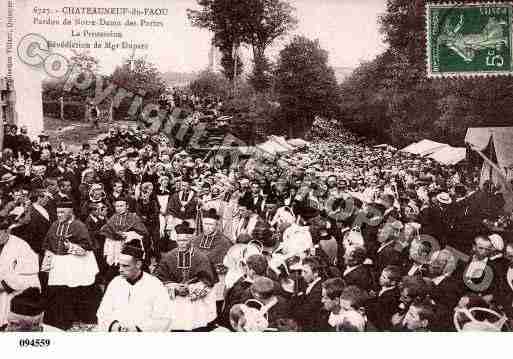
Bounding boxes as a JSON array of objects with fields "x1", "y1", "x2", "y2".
[
  {"x1": 428, "y1": 146, "x2": 466, "y2": 165},
  {"x1": 401, "y1": 139, "x2": 449, "y2": 156}
]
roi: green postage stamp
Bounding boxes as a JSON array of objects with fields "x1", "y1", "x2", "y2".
[{"x1": 426, "y1": 2, "x2": 513, "y2": 77}]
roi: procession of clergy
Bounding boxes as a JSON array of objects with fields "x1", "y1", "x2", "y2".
[{"x1": 0, "y1": 111, "x2": 512, "y2": 332}]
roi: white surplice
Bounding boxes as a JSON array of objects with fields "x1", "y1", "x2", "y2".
[
  {"x1": 0, "y1": 235, "x2": 40, "y2": 327},
  {"x1": 97, "y1": 272, "x2": 172, "y2": 332}
]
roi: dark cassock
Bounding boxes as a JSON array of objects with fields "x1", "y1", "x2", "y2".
[
  {"x1": 41, "y1": 201, "x2": 100, "y2": 330},
  {"x1": 134, "y1": 194, "x2": 160, "y2": 259},
  {"x1": 193, "y1": 209, "x2": 232, "y2": 267},
  {"x1": 192, "y1": 209, "x2": 232, "y2": 307},
  {"x1": 166, "y1": 183, "x2": 199, "y2": 224},
  {"x1": 154, "y1": 222, "x2": 218, "y2": 331},
  {"x1": 84, "y1": 202, "x2": 108, "y2": 285},
  {"x1": 100, "y1": 197, "x2": 149, "y2": 284},
  {"x1": 10, "y1": 201, "x2": 51, "y2": 258}
]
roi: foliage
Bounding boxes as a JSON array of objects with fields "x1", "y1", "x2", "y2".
[
  {"x1": 188, "y1": 0, "x2": 297, "y2": 92},
  {"x1": 220, "y1": 47, "x2": 244, "y2": 80},
  {"x1": 339, "y1": 0, "x2": 513, "y2": 147},
  {"x1": 275, "y1": 36, "x2": 341, "y2": 138},
  {"x1": 43, "y1": 101, "x2": 86, "y2": 121},
  {"x1": 188, "y1": 70, "x2": 232, "y2": 98},
  {"x1": 110, "y1": 56, "x2": 167, "y2": 121}
]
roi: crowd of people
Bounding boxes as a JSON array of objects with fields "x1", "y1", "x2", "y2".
[{"x1": 0, "y1": 108, "x2": 512, "y2": 332}]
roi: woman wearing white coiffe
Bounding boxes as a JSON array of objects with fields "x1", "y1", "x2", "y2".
[{"x1": 0, "y1": 218, "x2": 40, "y2": 328}]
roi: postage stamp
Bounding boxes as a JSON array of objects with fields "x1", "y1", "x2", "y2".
[{"x1": 426, "y1": 2, "x2": 513, "y2": 77}]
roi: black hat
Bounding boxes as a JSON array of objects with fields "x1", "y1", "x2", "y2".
[
  {"x1": 238, "y1": 194, "x2": 252, "y2": 208},
  {"x1": 175, "y1": 222, "x2": 194, "y2": 235},
  {"x1": 121, "y1": 239, "x2": 144, "y2": 260},
  {"x1": 113, "y1": 196, "x2": 128, "y2": 203},
  {"x1": 296, "y1": 206, "x2": 320, "y2": 220},
  {"x1": 10, "y1": 288, "x2": 44, "y2": 316},
  {"x1": 0, "y1": 215, "x2": 15, "y2": 230},
  {"x1": 454, "y1": 184, "x2": 467, "y2": 197},
  {"x1": 265, "y1": 193, "x2": 278, "y2": 205},
  {"x1": 368, "y1": 202, "x2": 386, "y2": 215},
  {"x1": 236, "y1": 233, "x2": 253, "y2": 244},
  {"x1": 56, "y1": 200, "x2": 74, "y2": 209},
  {"x1": 203, "y1": 208, "x2": 220, "y2": 220}
]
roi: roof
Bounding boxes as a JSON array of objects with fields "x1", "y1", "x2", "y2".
[
  {"x1": 428, "y1": 146, "x2": 466, "y2": 165},
  {"x1": 287, "y1": 138, "x2": 310, "y2": 148},
  {"x1": 400, "y1": 139, "x2": 449, "y2": 156}
]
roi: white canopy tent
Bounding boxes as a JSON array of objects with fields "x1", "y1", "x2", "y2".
[
  {"x1": 428, "y1": 146, "x2": 467, "y2": 166},
  {"x1": 400, "y1": 139, "x2": 449, "y2": 156}
]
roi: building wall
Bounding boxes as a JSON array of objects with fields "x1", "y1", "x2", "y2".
[{"x1": 12, "y1": 0, "x2": 44, "y2": 138}]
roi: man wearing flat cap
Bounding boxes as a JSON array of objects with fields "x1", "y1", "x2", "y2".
[
  {"x1": 41, "y1": 201, "x2": 99, "y2": 330},
  {"x1": 97, "y1": 239, "x2": 172, "y2": 332}
]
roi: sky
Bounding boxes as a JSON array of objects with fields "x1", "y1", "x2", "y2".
[{"x1": 18, "y1": 0, "x2": 388, "y2": 74}]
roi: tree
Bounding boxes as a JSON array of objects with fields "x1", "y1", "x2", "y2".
[
  {"x1": 339, "y1": 0, "x2": 513, "y2": 146},
  {"x1": 188, "y1": 70, "x2": 231, "y2": 98},
  {"x1": 188, "y1": 0, "x2": 297, "y2": 92},
  {"x1": 218, "y1": 41, "x2": 244, "y2": 80},
  {"x1": 275, "y1": 36, "x2": 340, "y2": 138},
  {"x1": 110, "y1": 56, "x2": 167, "y2": 121},
  {"x1": 243, "y1": 0, "x2": 297, "y2": 92},
  {"x1": 70, "y1": 49, "x2": 101, "y2": 74}
]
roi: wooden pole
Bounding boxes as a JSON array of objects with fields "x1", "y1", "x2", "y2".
[
  {"x1": 60, "y1": 96, "x2": 64, "y2": 120},
  {"x1": 470, "y1": 144, "x2": 511, "y2": 192},
  {"x1": 233, "y1": 42, "x2": 238, "y2": 96}
]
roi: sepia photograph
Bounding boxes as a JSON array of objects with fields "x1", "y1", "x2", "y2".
[{"x1": 1, "y1": 0, "x2": 513, "y2": 352}]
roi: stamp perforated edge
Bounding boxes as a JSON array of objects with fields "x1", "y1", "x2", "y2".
[{"x1": 426, "y1": 1, "x2": 513, "y2": 78}]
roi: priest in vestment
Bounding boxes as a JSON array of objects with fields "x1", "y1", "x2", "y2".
[
  {"x1": 41, "y1": 201, "x2": 99, "y2": 330},
  {"x1": 100, "y1": 196, "x2": 149, "y2": 284},
  {"x1": 166, "y1": 180, "x2": 199, "y2": 227},
  {"x1": 192, "y1": 208, "x2": 232, "y2": 314},
  {"x1": 154, "y1": 222, "x2": 217, "y2": 331},
  {"x1": 0, "y1": 217, "x2": 40, "y2": 330},
  {"x1": 193, "y1": 209, "x2": 232, "y2": 269},
  {"x1": 97, "y1": 239, "x2": 172, "y2": 332}
]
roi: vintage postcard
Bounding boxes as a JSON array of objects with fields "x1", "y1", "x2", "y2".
[{"x1": 1, "y1": 1, "x2": 513, "y2": 353}]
